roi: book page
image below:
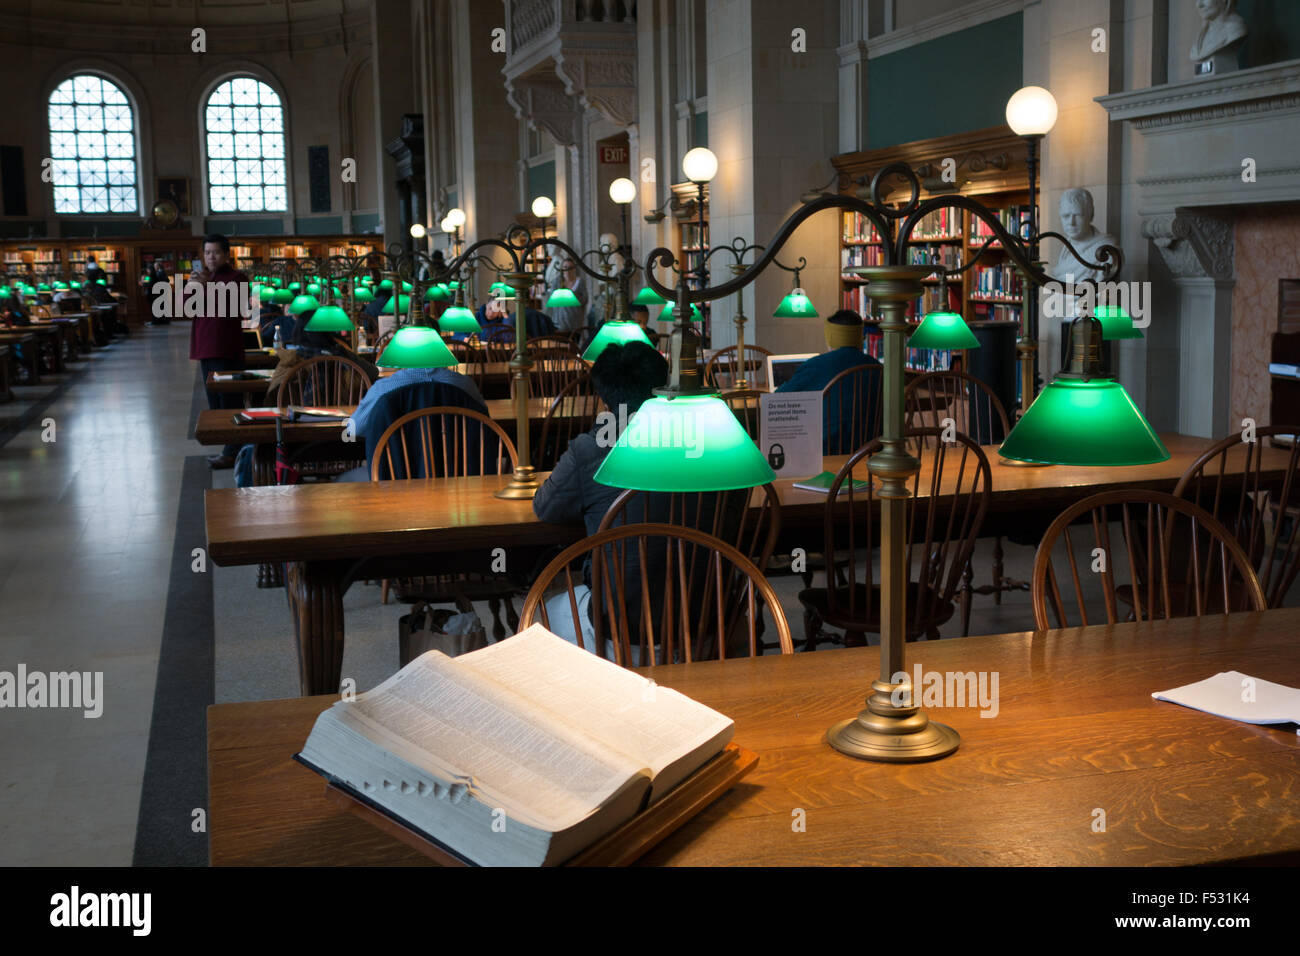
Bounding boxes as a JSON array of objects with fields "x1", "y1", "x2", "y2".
[
  {"x1": 1153, "y1": 671, "x2": 1300, "y2": 731},
  {"x1": 339, "y1": 651, "x2": 648, "y2": 832},
  {"x1": 457, "y1": 625, "x2": 733, "y2": 792}
]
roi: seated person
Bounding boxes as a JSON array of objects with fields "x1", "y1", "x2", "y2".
[
  {"x1": 532, "y1": 342, "x2": 678, "y2": 659},
  {"x1": 267, "y1": 308, "x2": 379, "y2": 397},
  {"x1": 257, "y1": 301, "x2": 293, "y2": 346},
  {"x1": 475, "y1": 297, "x2": 556, "y2": 340},
  {"x1": 630, "y1": 303, "x2": 651, "y2": 328},
  {"x1": 775, "y1": 308, "x2": 881, "y2": 453}
]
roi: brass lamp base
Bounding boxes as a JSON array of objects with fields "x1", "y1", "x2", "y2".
[
  {"x1": 495, "y1": 469, "x2": 541, "y2": 500},
  {"x1": 827, "y1": 679, "x2": 960, "y2": 762}
]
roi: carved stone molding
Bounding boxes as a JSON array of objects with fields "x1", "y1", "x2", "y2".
[
  {"x1": 1142, "y1": 213, "x2": 1234, "y2": 280},
  {"x1": 555, "y1": 50, "x2": 637, "y2": 128},
  {"x1": 505, "y1": 74, "x2": 580, "y2": 147}
]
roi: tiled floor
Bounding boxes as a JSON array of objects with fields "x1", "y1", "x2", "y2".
[{"x1": 0, "y1": 325, "x2": 195, "y2": 865}]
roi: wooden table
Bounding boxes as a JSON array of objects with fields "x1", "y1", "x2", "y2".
[
  {"x1": 206, "y1": 607, "x2": 1300, "y2": 866},
  {"x1": 205, "y1": 433, "x2": 1291, "y2": 695},
  {"x1": 0, "y1": 332, "x2": 38, "y2": 385}
]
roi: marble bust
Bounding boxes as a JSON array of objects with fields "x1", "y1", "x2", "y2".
[
  {"x1": 1051, "y1": 188, "x2": 1120, "y2": 285},
  {"x1": 1190, "y1": 0, "x2": 1247, "y2": 65}
]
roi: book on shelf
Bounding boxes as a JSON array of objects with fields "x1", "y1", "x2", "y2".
[
  {"x1": 792, "y1": 470, "x2": 870, "y2": 495},
  {"x1": 970, "y1": 205, "x2": 1030, "y2": 242},
  {"x1": 972, "y1": 264, "x2": 1023, "y2": 300},
  {"x1": 842, "y1": 210, "x2": 882, "y2": 243},
  {"x1": 296, "y1": 623, "x2": 736, "y2": 866},
  {"x1": 841, "y1": 244, "x2": 885, "y2": 274},
  {"x1": 910, "y1": 206, "x2": 961, "y2": 241}
]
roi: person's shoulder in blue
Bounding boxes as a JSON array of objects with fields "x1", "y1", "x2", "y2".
[{"x1": 774, "y1": 309, "x2": 882, "y2": 453}]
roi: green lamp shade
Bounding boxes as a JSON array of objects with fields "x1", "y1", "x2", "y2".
[
  {"x1": 447, "y1": 280, "x2": 460, "y2": 290},
  {"x1": 37, "y1": 283, "x2": 50, "y2": 291},
  {"x1": 96, "y1": 279, "x2": 106, "y2": 285},
  {"x1": 306, "y1": 283, "x2": 321, "y2": 296},
  {"x1": 0, "y1": 287, "x2": 10, "y2": 298},
  {"x1": 908, "y1": 311, "x2": 981, "y2": 350},
  {"x1": 438, "y1": 305, "x2": 481, "y2": 334},
  {"x1": 593, "y1": 395, "x2": 777, "y2": 492},
  {"x1": 377, "y1": 325, "x2": 459, "y2": 369},
  {"x1": 289, "y1": 282, "x2": 301, "y2": 291},
  {"x1": 998, "y1": 377, "x2": 1170, "y2": 466},
  {"x1": 773, "y1": 289, "x2": 818, "y2": 318},
  {"x1": 632, "y1": 286, "x2": 668, "y2": 306},
  {"x1": 272, "y1": 288, "x2": 295, "y2": 304},
  {"x1": 1095, "y1": 305, "x2": 1143, "y2": 340},
  {"x1": 582, "y1": 321, "x2": 653, "y2": 361},
  {"x1": 402, "y1": 281, "x2": 414, "y2": 292},
  {"x1": 659, "y1": 300, "x2": 703, "y2": 322},
  {"x1": 287, "y1": 294, "x2": 320, "y2": 315},
  {"x1": 381, "y1": 294, "x2": 412, "y2": 314},
  {"x1": 304, "y1": 304, "x2": 355, "y2": 332},
  {"x1": 547, "y1": 287, "x2": 581, "y2": 308},
  {"x1": 70, "y1": 281, "x2": 81, "y2": 289},
  {"x1": 352, "y1": 286, "x2": 374, "y2": 303},
  {"x1": 53, "y1": 281, "x2": 68, "y2": 289},
  {"x1": 378, "y1": 279, "x2": 394, "y2": 291},
  {"x1": 488, "y1": 281, "x2": 507, "y2": 295},
  {"x1": 425, "y1": 284, "x2": 450, "y2": 302}
]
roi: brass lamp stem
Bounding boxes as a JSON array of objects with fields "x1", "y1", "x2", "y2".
[
  {"x1": 1017, "y1": 260, "x2": 1042, "y2": 416},
  {"x1": 827, "y1": 264, "x2": 960, "y2": 762},
  {"x1": 495, "y1": 271, "x2": 541, "y2": 499}
]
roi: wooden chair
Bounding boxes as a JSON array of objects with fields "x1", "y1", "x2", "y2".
[
  {"x1": 1173, "y1": 427, "x2": 1300, "y2": 608},
  {"x1": 275, "y1": 354, "x2": 372, "y2": 408},
  {"x1": 534, "y1": 375, "x2": 604, "y2": 471},
  {"x1": 719, "y1": 389, "x2": 763, "y2": 441},
  {"x1": 597, "y1": 483, "x2": 782, "y2": 572},
  {"x1": 371, "y1": 328, "x2": 395, "y2": 356},
  {"x1": 798, "y1": 428, "x2": 992, "y2": 649},
  {"x1": 1031, "y1": 490, "x2": 1266, "y2": 630},
  {"x1": 704, "y1": 344, "x2": 773, "y2": 390},
  {"x1": 905, "y1": 369, "x2": 1023, "y2": 633},
  {"x1": 523, "y1": 355, "x2": 586, "y2": 400},
  {"x1": 822, "y1": 363, "x2": 884, "y2": 455},
  {"x1": 519, "y1": 523, "x2": 794, "y2": 666},
  {"x1": 370, "y1": 406, "x2": 523, "y2": 638},
  {"x1": 528, "y1": 333, "x2": 580, "y2": 359},
  {"x1": 443, "y1": 339, "x2": 473, "y2": 365}
]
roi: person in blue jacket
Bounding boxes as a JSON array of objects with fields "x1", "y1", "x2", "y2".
[{"x1": 774, "y1": 309, "x2": 881, "y2": 453}]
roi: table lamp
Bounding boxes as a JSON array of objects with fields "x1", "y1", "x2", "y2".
[
  {"x1": 908, "y1": 310, "x2": 980, "y2": 350},
  {"x1": 376, "y1": 325, "x2": 458, "y2": 368},
  {"x1": 582, "y1": 321, "x2": 652, "y2": 362}
]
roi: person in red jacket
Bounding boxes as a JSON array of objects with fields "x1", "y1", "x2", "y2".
[{"x1": 189, "y1": 233, "x2": 249, "y2": 468}]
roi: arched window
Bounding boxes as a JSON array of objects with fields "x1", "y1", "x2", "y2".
[
  {"x1": 47, "y1": 74, "x2": 138, "y2": 214},
  {"x1": 204, "y1": 77, "x2": 287, "y2": 213}
]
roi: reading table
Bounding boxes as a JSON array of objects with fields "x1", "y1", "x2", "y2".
[{"x1": 205, "y1": 607, "x2": 1300, "y2": 866}]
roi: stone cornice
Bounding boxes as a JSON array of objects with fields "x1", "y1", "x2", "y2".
[
  {"x1": 1138, "y1": 164, "x2": 1300, "y2": 188},
  {"x1": 865, "y1": 0, "x2": 1024, "y2": 60},
  {"x1": 0, "y1": 10, "x2": 370, "y2": 54},
  {"x1": 1097, "y1": 59, "x2": 1300, "y2": 128}
]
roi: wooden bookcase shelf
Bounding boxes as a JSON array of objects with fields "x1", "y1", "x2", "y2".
[{"x1": 832, "y1": 125, "x2": 1030, "y2": 385}]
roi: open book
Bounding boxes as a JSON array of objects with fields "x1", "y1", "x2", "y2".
[
  {"x1": 297, "y1": 624, "x2": 735, "y2": 866},
  {"x1": 1153, "y1": 671, "x2": 1300, "y2": 734},
  {"x1": 234, "y1": 406, "x2": 351, "y2": 424}
]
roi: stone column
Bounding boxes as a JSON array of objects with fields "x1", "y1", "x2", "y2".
[{"x1": 370, "y1": 0, "x2": 417, "y2": 250}]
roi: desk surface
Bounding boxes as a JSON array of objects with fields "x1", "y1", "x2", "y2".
[
  {"x1": 206, "y1": 607, "x2": 1300, "y2": 866},
  {"x1": 205, "y1": 433, "x2": 1288, "y2": 565}
]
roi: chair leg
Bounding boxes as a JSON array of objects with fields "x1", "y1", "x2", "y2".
[
  {"x1": 843, "y1": 630, "x2": 866, "y2": 648},
  {"x1": 960, "y1": 558, "x2": 974, "y2": 636},
  {"x1": 802, "y1": 604, "x2": 824, "y2": 652},
  {"x1": 380, "y1": 579, "x2": 390, "y2": 605},
  {"x1": 992, "y1": 537, "x2": 1005, "y2": 605},
  {"x1": 503, "y1": 597, "x2": 519, "y2": 638},
  {"x1": 487, "y1": 597, "x2": 506, "y2": 642}
]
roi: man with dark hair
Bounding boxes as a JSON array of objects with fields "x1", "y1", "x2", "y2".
[
  {"x1": 189, "y1": 233, "x2": 249, "y2": 468},
  {"x1": 532, "y1": 341, "x2": 669, "y2": 655},
  {"x1": 775, "y1": 308, "x2": 881, "y2": 452}
]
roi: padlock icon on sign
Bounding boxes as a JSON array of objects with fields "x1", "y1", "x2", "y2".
[{"x1": 768, "y1": 442, "x2": 785, "y2": 470}]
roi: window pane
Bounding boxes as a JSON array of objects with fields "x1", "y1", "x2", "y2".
[
  {"x1": 107, "y1": 160, "x2": 134, "y2": 185},
  {"x1": 79, "y1": 159, "x2": 107, "y2": 185},
  {"x1": 49, "y1": 105, "x2": 76, "y2": 131},
  {"x1": 232, "y1": 106, "x2": 259, "y2": 132},
  {"x1": 209, "y1": 81, "x2": 232, "y2": 106},
  {"x1": 75, "y1": 104, "x2": 103, "y2": 131},
  {"x1": 105, "y1": 132, "x2": 133, "y2": 158},
  {"x1": 233, "y1": 132, "x2": 260, "y2": 157},
  {"x1": 83, "y1": 187, "x2": 109, "y2": 212},
  {"x1": 259, "y1": 107, "x2": 282, "y2": 132},
  {"x1": 237, "y1": 184, "x2": 263, "y2": 210},
  {"x1": 260, "y1": 133, "x2": 283, "y2": 158},
  {"x1": 104, "y1": 104, "x2": 132, "y2": 131},
  {"x1": 52, "y1": 159, "x2": 78, "y2": 184},
  {"x1": 109, "y1": 186, "x2": 135, "y2": 212},
  {"x1": 262, "y1": 159, "x2": 285, "y2": 185},
  {"x1": 54, "y1": 187, "x2": 80, "y2": 212},
  {"x1": 208, "y1": 133, "x2": 234, "y2": 158},
  {"x1": 209, "y1": 159, "x2": 235, "y2": 185},
  {"x1": 211, "y1": 185, "x2": 237, "y2": 211},
  {"x1": 263, "y1": 185, "x2": 286, "y2": 211},
  {"x1": 102, "y1": 84, "x2": 126, "y2": 105},
  {"x1": 257, "y1": 82, "x2": 279, "y2": 106},
  {"x1": 206, "y1": 106, "x2": 231, "y2": 132},
  {"x1": 73, "y1": 75, "x2": 101, "y2": 101},
  {"x1": 232, "y1": 78, "x2": 257, "y2": 104},
  {"x1": 50, "y1": 81, "x2": 75, "y2": 104},
  {"x1": 76, "y1": 132, "x2": 106, "y2": 157}
]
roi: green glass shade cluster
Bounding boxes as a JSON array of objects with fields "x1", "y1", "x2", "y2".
[
  {"x1": 287, "y1": 294, "x2": 320, "y2": 315},
  {"x1": 438, "y1": 305, "x2": 481, "y2": 334},
  {"x1": 304, "y1": 304, "x2": 354, "y2": 332},
  {"x1": 352, "y1": 286, "x2": 374, "y2": 303},
  {"x1": 272, "y1": 288, "x2": 295, "y2": 305},
  {"x1": 908, "y1": 311, "x2": 981, "y2": 350},
  {"x1": 425, "y1": 284, "x2": 450, "y2": 302},
  {"x1": 546, "y1": 287, "x2": 581, "y2": 308},
  {"x1": 773, "y1": 288, "x2": 817, "y2": 318},
  {"x1": 1094, "y1": 305, "x2": 1143, "y2": 340},
  {"x1": 582, "y1": 321, "x2": 652, "y2": 361},
  {"x1": 594, "y1": 394, "x2": 776, "y2": 492},
  {"x1": 658, "y1": 300, "x2": 703, "y2": 322},
  {"x1": 632, "y1": 286, "x2": 668, "y2": 306},
  {"x1": 999, "y1": 317, "x2": 1168, "y2": 466},
  {"x1": 376, "y1": 325, "x2": 459, "y2": 369}
]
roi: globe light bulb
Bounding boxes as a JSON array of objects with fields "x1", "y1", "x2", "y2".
[
  {"x1": 531, "y1": 196, "x2": 555, "y2": 219},
  {"x1": 1005, "y1": 86, "x2": 1058, "y2": 137},
  {"x1": 681, "y1": 147, "x2": 718, "y2": 184},
  {"x1": 446, "y1": 207, "x2": 466, "y2": 228},
  {"x1": 410, "y1": 223, "x2": 426, "y2": 239},
  {"x1": 609, "y1": 178, "x2": 637, "y2": 204},
  {"x1": 440, "y1": 217, "x2": 454, "y2": 233}
]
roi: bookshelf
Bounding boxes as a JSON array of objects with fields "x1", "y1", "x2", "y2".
[
  {"x1": 832, "y1": 125, "x2": 1030, "y2": 381},
  {"x1": 671, "y1": 180, "x2": 709, "y2": 341}
]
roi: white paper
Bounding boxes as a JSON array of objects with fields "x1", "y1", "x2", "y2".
[
  {"x1": 760, "y1": 391, "x2": 822, "y2": 478},
  {"x1": 1152, "y1": 671, "x2": 1300, "y2": 734}
]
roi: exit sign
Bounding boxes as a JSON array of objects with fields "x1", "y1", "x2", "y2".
[{"x1": 599, "y1": 145, "x2": 628, "y2": 164}]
